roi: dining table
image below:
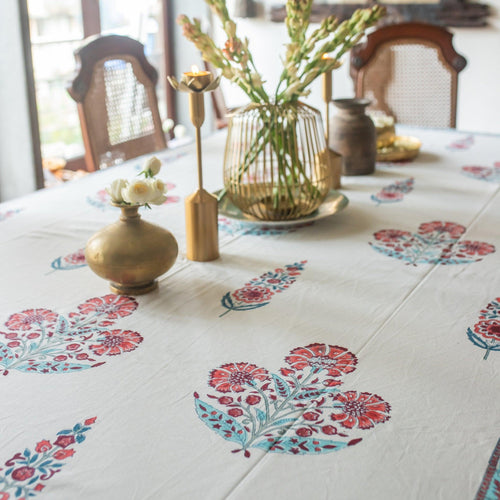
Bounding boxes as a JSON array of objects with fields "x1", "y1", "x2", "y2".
[{"x1": 0, "y1": 125, "x2": 499, "y2": 500}]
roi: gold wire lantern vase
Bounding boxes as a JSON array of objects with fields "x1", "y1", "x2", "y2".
[{"x1": 223, "y1": 102, "x2": 333, "y2": 221}]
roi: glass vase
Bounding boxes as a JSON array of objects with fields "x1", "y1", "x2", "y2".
[{"x1": 223, "y1": 102, "x2": 332, "y2": 221}]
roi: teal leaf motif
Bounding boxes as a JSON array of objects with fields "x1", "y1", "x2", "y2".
[
  {"x1": 270, "y1": 418, "x2": 296, "y2": 427},
  {"x1": 254, "y1": 437, "x2": 349, "y2": 454},
  {"x1": 220, "y1": 292, "x2": 269, "y2": 315},
  {"x1": 14, "y1": 360, "x2": 92, "y2": 374},
  {"x1": 0, "y1": 343, "x2": 15, "y2": 370},
  {"x1": 272, "y1": 374, "x2": 291, "y2": 398},
  {"x1": 255, "y1": 409, "x2": 266, "y2": 422},
  {"x1": 54, "y1": 315, "x2": 69, "y2": 337},
  {"x1": 195, "y1": 398, "x2": 247, "y2": 446}
]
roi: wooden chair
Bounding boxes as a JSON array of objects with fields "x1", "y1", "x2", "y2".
[
  {"x1": 350, "y1": 22, "x2": 467, "y2": 128},
  {"x1": 67, "y1": 35, "x2": 166, "y2": 171}
]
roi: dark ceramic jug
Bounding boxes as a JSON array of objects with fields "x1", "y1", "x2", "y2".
[{"x1": 329, "y1": 98, "x2": 376, "y2": 176}]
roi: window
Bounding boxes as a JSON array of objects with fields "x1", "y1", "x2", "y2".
[{"x1": 26, "y1": 0, "x2": 174, "y2": 178}]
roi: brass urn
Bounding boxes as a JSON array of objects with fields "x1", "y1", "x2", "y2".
[{"x1": 85, "y1": 205, "x2": 178, "y2": 295}]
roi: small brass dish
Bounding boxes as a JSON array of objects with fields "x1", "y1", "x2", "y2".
[{"x1": 377, "y1": 136, "x2": 422, "y2": 162}]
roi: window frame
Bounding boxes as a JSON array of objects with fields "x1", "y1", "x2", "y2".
[{"x1": 21, "y1": 0, "x2": 176, "y2": 182}]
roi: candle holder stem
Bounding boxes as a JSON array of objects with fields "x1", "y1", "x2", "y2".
[
  {"x1": 195, "y1": 126, "x2": 203, "y2": 191},
  {"x1": 322, "y1": 69, "x2": 342, "y2": 190}
]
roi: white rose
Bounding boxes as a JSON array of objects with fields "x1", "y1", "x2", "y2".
[
  {"x1": 143, "y1": 156, "x2": 162, "y2": 176},
  {"x1": 174, "y1": 124, "x2": 187, "y2": 139},
  {"x1": 162, "y1": 118, "x2": 174, "y2": 133},
  {"x1": 148, "y1": 178, "x2": 168, "y2": 205},
  {"x1": 106, "y1": 178, "x2": 128, "y2": 204},
  {"x1": 121, "y1": 179, "x2": 154, "y2": 205}
]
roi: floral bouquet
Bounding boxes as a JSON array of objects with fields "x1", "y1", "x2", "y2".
[
  {"x1": 179, "y1": 0, "x2": 384, "y2": 105},
  {"x1": 106, "y1": 156, "x2": 168, "y2": 208},
  {"x1": 178, "y1": 0, "x2": 385, "y2": 219}
]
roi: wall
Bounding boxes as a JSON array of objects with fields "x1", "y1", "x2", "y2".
[
  {"x1": 0, "y1": 1, "x2": 37, "y2": 202},
  {"x1": 170, "y1": 2, "x2": 216, "y2": 135},
  {"x1": 214, "y1": 0, "x2": 500, "y2": 134},
  {"x1": 452, "y1": 0, "x2": 500, "y2": 133}
]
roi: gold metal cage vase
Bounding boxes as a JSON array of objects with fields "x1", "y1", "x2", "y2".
[{"x1": 223, "y1": 102, "x2": 332, "y2": 221}]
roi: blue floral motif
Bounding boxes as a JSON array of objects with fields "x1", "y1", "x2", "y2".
[
  {"x1": 0, "y1": 417, "x2": 96, "y2": 498},
  {"x1": 475, "y1": 438, "x2": 500, "y2": 499},
  {"x1": 462, "y1": 163, "x2": 500, "y2": 183},
  {"x1": 370, "y1": 221, "x2": 495, "y2": 266},
  {"x1": 371, "y1": 178, "x2": 414, "y2": 205},
  {"x1": 194, "y1": 343, "x2": 391, "y2": 457},
  {"x1": 220, "y1": 261, "x2": 307, "y2": 316}
]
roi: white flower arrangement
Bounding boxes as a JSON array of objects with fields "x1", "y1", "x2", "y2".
[{"x1": 106, "y1": 156, "x2": 167, "y2": 208}]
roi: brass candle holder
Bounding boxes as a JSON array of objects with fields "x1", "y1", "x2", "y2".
[
  {"x1": 322, "y1": 54, "x2": 342, "y2": 189},
  {"x1": 168, "y1": 67, "x2": 221, "y2": 262}
]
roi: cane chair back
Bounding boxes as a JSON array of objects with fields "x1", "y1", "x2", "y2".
[
  {"x1": 350, "y1": 23, "x2": 467, "y2": 128},
  {"x1": 68, "y1": 35, "x2": 166, "y2": 171}
]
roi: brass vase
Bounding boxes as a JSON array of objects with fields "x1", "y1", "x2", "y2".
[
  {"x1": 223, "y1": 102, "x2": 332, "y2": 221},
  {"x1": 85, "y1": 205, "x2": 178, "y2": 295}
]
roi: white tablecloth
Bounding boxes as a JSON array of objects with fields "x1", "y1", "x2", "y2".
[{"x1": 0, "y1": 127, "x2": 498, "y2": 500}]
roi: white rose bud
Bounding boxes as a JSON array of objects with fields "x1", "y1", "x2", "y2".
[
  {"x1": 121, "y1": 179, "x2": 154, "y2": 205},
  {"x1": 143, "y1": 156, "x2": 162, "y2": 176},
  {"x1": 106, "y1": 178, "x2": 128, "y2": 204},
  {"x1": 148, "y1": 178, "x2": 168, "y2": 205}
]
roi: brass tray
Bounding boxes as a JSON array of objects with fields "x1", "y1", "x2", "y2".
[
  {"x1": 217, "y1": 189, "x2": 349, "y2": 227},
  {"x1": 377, "y1": 136, "x2": 422, "y2": 162}
]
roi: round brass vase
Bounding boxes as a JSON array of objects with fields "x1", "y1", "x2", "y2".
[
  {"x1": 223, "y1": 102, "x2": 332, "y2": 221},
  {"x1": 329, "y1": 98, "x2": 376, "y2": 176},
  {"x1": 85, "y1": 205, "x2": 178, "y2": 295}
]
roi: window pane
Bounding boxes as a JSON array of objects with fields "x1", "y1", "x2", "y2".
[{"x1": 28, "y1": 0, "x2": 85, "y2": 161}]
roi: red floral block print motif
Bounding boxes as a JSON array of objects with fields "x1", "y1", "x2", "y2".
[
  {"x1": 371, "y1": 178, "x2": 414, "y2": 205},
  {"x1": 0, "y1": 418, "x2": 96, "y2": 499},
  {"x1": 0, "y1": 295, "x2": 143, "y2": 375},
  {"x1": 370, "y1": 221, "x2": 495, "y2": 266},
  {"x1": 50, "y1": 248, "x2": 87, "y2": 272},
  {"x1": 462, "y1": 162, "x2": 500, "y2": 183},
  {"x1": 194, "y1": 343, "x2": 391, "y2": 457},
  {"x1": 220, "y1": 261, "x2": 307, "y2": 316},
  {"x1": 330, "y1": 392, "x2": 391, "y2": 430},
  {"x1": 447, "y1": 134, "x2": 474, "y2": 151},
  {"x1": 467, "y1": 298, "x2": 500, "y2": 361},
  {"x1": 209, "y1": 363, "x2": 269, "y2": 392},
  {"x1": 475, "y1": 437, "x2": 500, "y2": 500},
  {"x1": 285, "y1": 343, "x2": 357, "y2": 387},
  {"x1": 0, "y1": 209, "x2": 22, "y2": 222}
]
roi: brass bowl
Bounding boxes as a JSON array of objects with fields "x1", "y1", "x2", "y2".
[
  {"x1": 377, "y1": 136, "x2": 422, "y2": 162},
  {"x1": 375, "y1": 124, "x2": 396, "y2": 149}
]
